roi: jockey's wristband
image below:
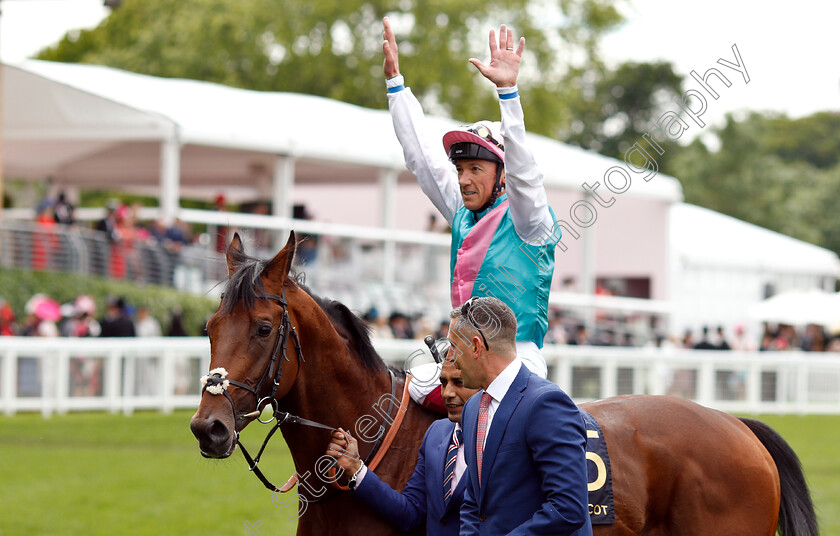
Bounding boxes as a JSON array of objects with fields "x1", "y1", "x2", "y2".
[
  {"x1": 497, "y1": 85, "x2": 519, "y2": 100},
  {"x1": 386, "y1": 75, "x2": 405, "y2": 94}
]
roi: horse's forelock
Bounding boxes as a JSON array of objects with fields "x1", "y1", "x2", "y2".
[
  {"x1": 220, "y1": 251, "x2": 269, "y2": 315},
  {"x1": 218, "y1": 259, "x2": 385, "y2": 373}
]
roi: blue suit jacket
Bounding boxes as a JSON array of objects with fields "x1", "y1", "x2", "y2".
[
  {"x1": 353, "y1": 418, "x2": 466, "y2": 535},
  {"x1": 460, "y1": 364, "x2": 592, "y2": 536}
]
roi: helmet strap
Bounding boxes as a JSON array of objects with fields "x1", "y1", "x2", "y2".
[{"x1": 473, "y1": 163, "x2": 505, "y2": 215}]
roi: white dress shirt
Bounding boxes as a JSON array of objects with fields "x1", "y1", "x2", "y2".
[{"x1": 480, "y1": 358, "x2": 523, "y2": 450}]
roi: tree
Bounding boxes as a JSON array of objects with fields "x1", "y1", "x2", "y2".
[
  {"x1": 666, "y1": 112, "x2": 840, "y2": 256},
  {"x1": 561, "y1": 61, "x2": 684, "y2": 163},
  {"x1": 37, "y1": 0, "x2": 623, "y2": 137},
  {"x1": 761, "y1": 112, "x2": 840, "y2": 169}
]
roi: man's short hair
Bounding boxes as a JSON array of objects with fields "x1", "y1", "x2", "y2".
[{"x1": 449, "y1": 296, "x2": 516, "y2": 353}]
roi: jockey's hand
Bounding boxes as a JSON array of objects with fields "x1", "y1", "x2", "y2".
[
  {"x1": 469, "y1": 24, "x2": 523, "y2": 88},
  {"x1": 382, "y1": 17, "x2": 400, "y2": 79},
  {"x1": 326, "y1": 428, "x2": 362, "y2": 475}
]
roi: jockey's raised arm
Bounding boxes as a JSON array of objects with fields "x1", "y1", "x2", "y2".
[{"x1": 382, "y1": 19, "x2": 559, "y2": 411}]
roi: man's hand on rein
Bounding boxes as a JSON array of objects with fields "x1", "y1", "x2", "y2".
[{"x1": 326, "y1": 428, "x2": 362, "y2": 475}]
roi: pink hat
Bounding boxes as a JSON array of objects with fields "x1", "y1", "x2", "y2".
[{"x1": 75, "y1": 295, "x2": 97, "y2": 316}]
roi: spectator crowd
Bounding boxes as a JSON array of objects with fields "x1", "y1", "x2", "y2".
[
  {"x1": 0, "y1": 293, "x2": 189, "y2": 339},
  {"x1": 17, "y1": 193, "x2": 840, "y2": 354},
  {"x1": 29, "y1": 193, "x2": 196, "y2": 285},
  {"x1": 358, "y1": 305, "x2": 840, "y2": 354}
]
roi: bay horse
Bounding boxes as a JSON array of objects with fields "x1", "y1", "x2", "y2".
[
  {"x1": 190, "y1": 231, "x2": 438, "y2": 535},
  {"x1": 581, "y1": 396, "x2": 817, "y2": 536},
  {"x1": 191, "y1": 232, "x2": 818, "y2": 536}
]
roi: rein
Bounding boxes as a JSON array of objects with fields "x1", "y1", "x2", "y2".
[
  {"x1": 324, "y1": 370, "x2": 411, "y2": 493},
  {"x1": 200, "y1": 287, "x2": 410, "y2": 496}
]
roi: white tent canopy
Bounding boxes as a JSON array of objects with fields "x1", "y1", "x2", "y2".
[
  {"x1": 748, "y1": 289, "x2": 840, "y2": 326},
  {"x1": 668, "y1": 203, "x2": 840, "y2": 336},
  {"x1": 670, "y1": 203, "x2": 840, "y2": 275},
  {"x1": 3, "y1": 60, "x2": 682, "y2": 221}
]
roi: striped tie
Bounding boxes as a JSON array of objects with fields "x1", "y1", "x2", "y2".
[
  {"x1": 476, "y1": 392, "x2": 491, "y2": 486},
  {"x1": 443, "y1": 426, "x2": 462, "y2": 502}
]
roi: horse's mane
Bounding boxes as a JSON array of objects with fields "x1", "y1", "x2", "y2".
[
  {"x1": 298, "y1": 283, "x2": 386, "y2": 373},
  {"x1": 221, "y1": 248, "x2": 386, "y2": 372}
]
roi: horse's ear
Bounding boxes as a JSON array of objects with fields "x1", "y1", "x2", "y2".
[
  {"x1": 226, "y1": 233, "x2": 244, "y2": 277},
  {"x1": 266, "y1": 231, "x2": 296, "y2": 288}
]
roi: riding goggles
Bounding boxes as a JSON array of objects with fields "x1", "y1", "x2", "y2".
[{"x1": 466, "y1": 125, "x2": 504, "y2": 151}]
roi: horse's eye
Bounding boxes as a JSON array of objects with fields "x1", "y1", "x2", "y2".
[{"x1": 257, "y1": 324, "x2": 273, "y2": 337}]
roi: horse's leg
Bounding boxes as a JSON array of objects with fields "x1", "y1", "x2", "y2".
[{"x1": 658, "y1": 429, "x2": 779, "y2": 535}]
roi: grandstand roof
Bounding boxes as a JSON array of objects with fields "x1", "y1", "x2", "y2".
[{"x1": 3, "y1": 60, "x2": 682, "y2": 203}]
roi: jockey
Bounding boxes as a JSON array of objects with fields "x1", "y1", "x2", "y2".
[{"x1": 382, "y1": 19, "x2": 559, "y2": 412}]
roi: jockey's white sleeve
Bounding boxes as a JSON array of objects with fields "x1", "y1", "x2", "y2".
[
  {"x1": 516, "y1": 340, "x2": 548, "y2": 379},
  {"x1": 499, "y1": 94, "x2": 556, "y2": 246},
  {"x1": 407, "y1": 341, "x2": 548, "y2": 407},
  {"x1": 388, "y1": 87, "x2": 462, "y2": 225},
  {"x1": 407, "y1": 362, "x2": 442, "y2": 404}
]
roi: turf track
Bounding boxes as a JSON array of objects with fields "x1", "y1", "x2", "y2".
[{"x1": 0, "y1": 410, "x2": 836, "y2": 535}]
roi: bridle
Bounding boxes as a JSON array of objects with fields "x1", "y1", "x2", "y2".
[{"x1": 199, "y1": 286, "x2": 404, "y2": 497}]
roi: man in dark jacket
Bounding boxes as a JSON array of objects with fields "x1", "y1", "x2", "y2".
[
  {"x1": 326, "y1": 363, "x2": 478, "y2": 535},
  {"x1": 99, "y1": 297, "x2": 135, "y2": 337}
]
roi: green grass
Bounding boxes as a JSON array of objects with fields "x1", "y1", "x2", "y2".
[
  {"x1": 744, "y1": 414, "x2": 840, "y2": 535},
  {"x1": 1, "y1": 411, "x2": 838, "y2": 535},
  {"x1": 0, "y1": 411, "x2": 300, "y2": 536}
]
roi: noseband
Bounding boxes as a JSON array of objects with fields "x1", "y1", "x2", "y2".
[{"x1": 199, "y1": 286, "x2": 403, "y2": 496}]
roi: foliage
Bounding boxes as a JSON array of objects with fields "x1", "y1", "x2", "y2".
[
  {"x1": 762, "y1": 112, "x2": 840, "y2": 169},
  {"x1": 562, "y1": 60, "x2": 684, "y2": 163},
  {"x1": 0, "y1": 268, "x2": 217, "y2": 336},
  {"x1": 664, "y1": 112, "x2": 840, "y2": 256},
  {"x1": 36, "y1": 0, "x2": 623, "y2": 137}
]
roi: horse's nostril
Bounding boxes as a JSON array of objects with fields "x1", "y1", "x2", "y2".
[
  {"x1": 208, "y1": 419, "x2": 230, "y2": 442},
  {"x1": 190, "y1": 414, "x2": 231, "y2": 444}
]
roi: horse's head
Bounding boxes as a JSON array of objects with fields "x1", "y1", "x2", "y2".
[{"x1": 190, "y1": 231, "x2": 301, "y2": 458}]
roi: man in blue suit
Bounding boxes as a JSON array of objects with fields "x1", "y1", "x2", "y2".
[
  {"x1": 326, "y1": 363, "x2": 478, "y2": 535},
  {"x1": 451, "y1": 296, "x2": 592, "y2": 536}
]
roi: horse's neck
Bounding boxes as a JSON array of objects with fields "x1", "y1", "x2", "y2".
[
  {"x1": 280, "y1": 308, "x2": 396, "y2": 472},
  {"x1": 283, "y1": 371, "x2": 399, "y2": 480},
  {"x1": 299, "y1": 399, "x2": 437, "y2": 536}
]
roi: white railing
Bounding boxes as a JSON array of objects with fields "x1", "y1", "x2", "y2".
[
  {"x1": 0, "y1": 337, "x2": 210, "y2": 416},
  {"x1": 2, "y1": 337, "x2": 839, "y2": 416}
]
